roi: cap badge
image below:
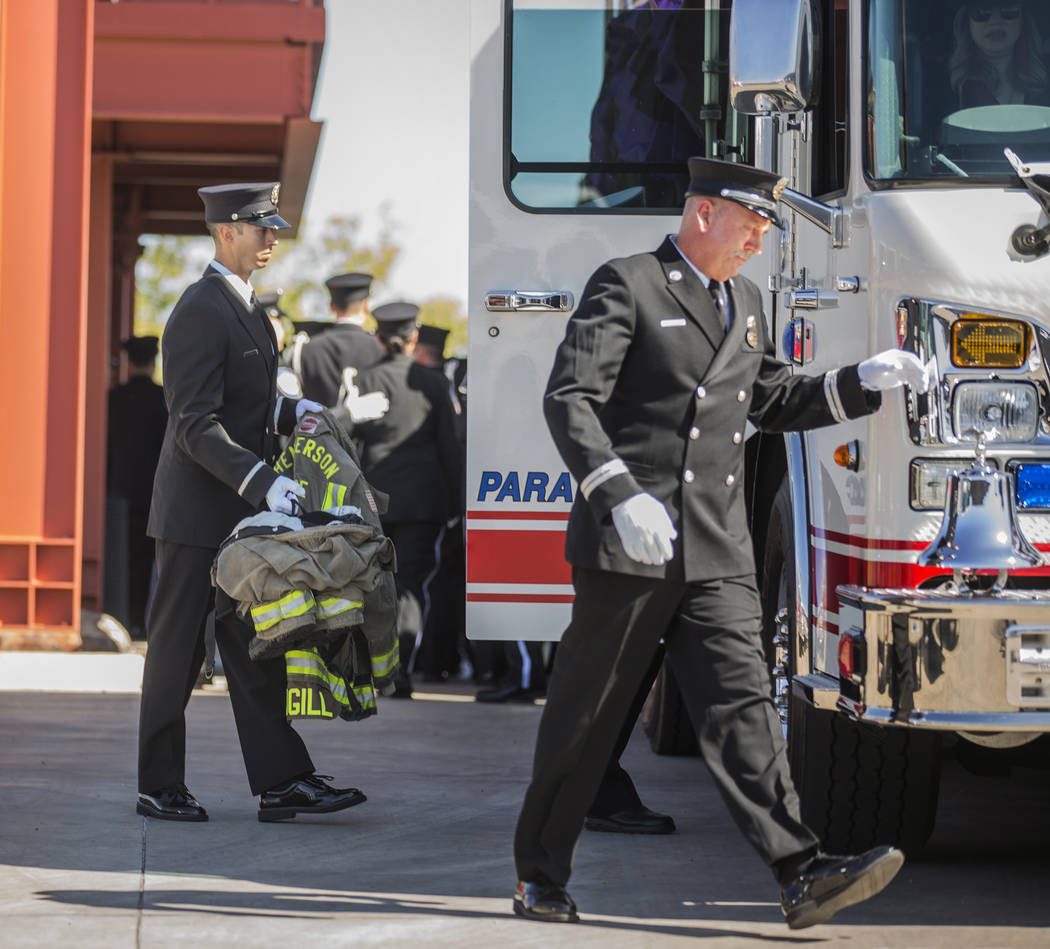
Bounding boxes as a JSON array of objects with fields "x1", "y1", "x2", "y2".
[
  {"x1": 669, "y1": 269, "x2": 683, "y2": 282},
  {"x1": 745, "y1": 314, "x2": 759, "y2": 349},
  {"x1": 772, "y1": 177, "x2": 787, "y2": 201},
  {"x1": 271, "y1": 184, "x2": 281, "y2": 206}
]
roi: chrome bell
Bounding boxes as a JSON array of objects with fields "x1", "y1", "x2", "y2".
[{"x1": 918, "y1": 433, "x2": 1042, "y2": 591}]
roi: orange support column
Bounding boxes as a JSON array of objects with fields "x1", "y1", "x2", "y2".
[{"x1": 0, "y1": 0, "x2": 94, "y2": 647}]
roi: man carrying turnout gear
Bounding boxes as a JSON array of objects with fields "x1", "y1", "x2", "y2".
[{"x1": 213, "y1": 409, "x2": 398, "y2": 726}]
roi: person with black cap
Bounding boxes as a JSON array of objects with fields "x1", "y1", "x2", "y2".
[
  {"x1": 106, "y1": 335, "x2": 167, "y2": 637},
  {"x1": 295, "y1": 272, "x2": 383, "y2": 407},
  {"x1": 138, "y1": 181, "x2": 364, "y2": 825},
  {"x1": 511, "y1": 158, "x2": 929, "y2": 928},
  {"x1": 349, "y1": 303, "x2": 463, "y2": 698}
]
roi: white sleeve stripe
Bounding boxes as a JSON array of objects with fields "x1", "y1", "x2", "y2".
[
  {"x1": 579, "y1": 458, "x2": 629, "y2": 500},
  {"x1": 238, "y1": 461, "x2": 265, "y2": 497},
  {"x1": 273, "y1": 395, "x2": 286, "y2": 430},
  {"x1": 824, "y1": 369, "x2": 849, "y2": 423}
]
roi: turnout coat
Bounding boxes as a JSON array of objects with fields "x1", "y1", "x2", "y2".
[
  {"x1": 544, "y1": 236, "x2": 880, "y2": 582},
  {"x1": 149, "y1": 267, "x2": 298, "y2": 549}
]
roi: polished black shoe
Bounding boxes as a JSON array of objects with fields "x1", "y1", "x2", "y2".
[
  {"x1": 258, "y1": 773, "x2": 366, "y2": 822},
  {"x1": 512, "y1": 879, "x2": 579, "y2": 923},
  {"x1": 475, "y1": 684, "x2": 545, "y2": 703},
  {"x1": 780, "y1": 845, "x2": 904, "y2": 929},
  {"x1": 390, "y1": 664, "x2": 414, "y2": 699},
  {"x1": 584, "y1": 803, "x2": 676, "y2": 835},
  {"x1": 136, "y1": 784, "x2": 208, "y2": 822}
]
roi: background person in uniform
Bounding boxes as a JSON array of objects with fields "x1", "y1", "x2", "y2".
[
  {"x1": 139, "y1": 181, "x2": 363, "y2": 824},
  {"x1": 296, "y1": 272, "x2": 383, "y2": 406},
  {"x1": 411, "y1": 323, "x2": 467, "y2": 682},
  {"x1": 106, "y1": 335, "x2": 167, "y2": 638},
  {"x1": 512, "y1": 158, "x2": 926, "y2": 928},
  {"x1": 350, "y1": 303, "x2": 463, "y2": 698}
]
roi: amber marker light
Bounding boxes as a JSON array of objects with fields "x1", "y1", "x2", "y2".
[
  {"x1": 951, "y1": 315, "x2": 1028, "y2": 368},
  {"x1": 833, "y1": 441, "x2": 859, "y2": 471}
]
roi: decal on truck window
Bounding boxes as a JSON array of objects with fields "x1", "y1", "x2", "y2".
[{"x1": 477, "y1": 470, "x2": 574, "y2": 503}]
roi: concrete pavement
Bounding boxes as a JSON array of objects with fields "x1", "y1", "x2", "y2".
[{"x1": 1, "y1": 681, "x2": 1049, "y2": 947}]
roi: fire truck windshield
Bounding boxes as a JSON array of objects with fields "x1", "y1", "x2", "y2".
[{"x1": 867, "y1": 0, "x2": 1050, "y2": 183}]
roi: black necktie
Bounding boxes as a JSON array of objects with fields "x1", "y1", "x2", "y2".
[{"x1": 708, "y1": 280, "x2": 731, "y2": 332}]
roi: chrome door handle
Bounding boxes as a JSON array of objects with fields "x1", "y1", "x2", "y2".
[
  {"x1": 485, "y1": 290, "x2": 574, "y2": 312},
  {"x1": 786, "y1": 288, "x2": 840, "y2": 310}
]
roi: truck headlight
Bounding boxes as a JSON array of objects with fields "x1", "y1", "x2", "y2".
[
  {"x1": 952, "y1": 381, "x2": 1039, "y2": 442},
  {"x1": 910, "y1": 459, "x2": 967, "y2": 510}
]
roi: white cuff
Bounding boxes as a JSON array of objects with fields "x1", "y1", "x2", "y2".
[
  {"x1": 273, "y1": 395, "x2": 286, "y2": 430},
  {"x1": 823, "y1": 369, "x2": 848, "y2": 423},
  {"x1": 579, "y1": 458, "x2": 629, "y2": 500},
  {"x1": 238, "y1": 460, "x2": 265, "y2": 497}
]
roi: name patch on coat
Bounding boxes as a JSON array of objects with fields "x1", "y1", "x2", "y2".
[{"x1": 660, "y1": 318, "x2": 687, "y2": 328}]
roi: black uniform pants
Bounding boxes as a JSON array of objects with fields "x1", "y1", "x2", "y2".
[
  {"x1": 514, "y1": 567, "x2": 818, "y2": 886},
  {"x1": 383, "y1": 521, "x2": 442, "y2": 670},
  {"x1": 138, "y1": 540, "x2": 313, "y2": 795}
]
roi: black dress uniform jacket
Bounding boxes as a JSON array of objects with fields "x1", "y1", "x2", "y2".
[
  {"x1": 299, "y1": 323, "x2": 383, "y2": 407},
  {"x1": 544, "y1": 237, "x2": 879, "y2": 580},
  {"x1": 352, "y1": 353, "x2": 463, "y2": 524},
  {"x1": 148, "y1": 268, "x2": 297, "y2": 548}
]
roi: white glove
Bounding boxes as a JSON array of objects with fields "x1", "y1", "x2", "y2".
[
  {"x1": 264, "y1": 476, "x2": 306, "y2": 516},
  {"x1": 857, "y1": 349, "x2": 930, "y2": 393},
  {"x1": 295, "y1": 398, "x2": 324, "y2": 421},
  {"x1": 611, "y1": 493, "x2": 678, "y2": 565},
  {"x1": 341, "y1": 367, "x2": 390, "y2": 422}
]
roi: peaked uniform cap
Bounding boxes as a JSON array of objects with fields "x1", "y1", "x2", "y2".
[
  {"x1": 197, "y1": 182, "x2": 289, "y2": 229},
  {"x1": 325, "y1": 272, "x2": 373, "y2": 308},
  {"x1": 684, "y1": 158, "x2": 787, "y2": 228},
  {"x1": 256, "y1": 291, "x2": 286, "y2": 318},
  {"x1": 372, "y1": 302, "x2": 419, "y2": 338},
  {"x1": 416, "y1": 324, "x2": 449, "y2": 350}
]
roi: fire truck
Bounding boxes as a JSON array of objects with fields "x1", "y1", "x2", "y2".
[{"x1": 465, "y1": 0, "x2": 1050, "y2": 854}]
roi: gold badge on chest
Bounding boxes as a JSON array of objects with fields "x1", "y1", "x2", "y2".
[{"x1": 745, "y1": 314, "x2": 759, "y2": 349}]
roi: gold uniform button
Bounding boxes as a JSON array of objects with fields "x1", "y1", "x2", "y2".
[
  {"x1": 737, "y1": 389, "x2": 747, "y2": 402},
  {"x1": 689, "y1": 427, "x2": 700, "y2": 440},
  {"x1": 696, "y1": 385, "x2": 707, "y2": 399},
  {"x1": 732, "y1": 431, "x2": 742, "y2": 444},
  {"x1": 684, "y1": 470, "x2": 695, "y2": 483},
  {"x1": 725, "y1": 473, "x2": 736, "y2": 486}
]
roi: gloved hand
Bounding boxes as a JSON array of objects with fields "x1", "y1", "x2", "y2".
[
  {"x1": 857, "y1": 349, "x2": 931, "y2": 393},
  {"x1": 264, "y1": 476, "x2": 306, "y2": 516},
  {"x1": 341, "y1": 367, "x2": 390, "y2": 422},
  {"x1": 295, "y1": 398, "x2": 324, "y2": 421},
  {"x1": 611, "y1": 492, "x2": 678, "y2": 565}
]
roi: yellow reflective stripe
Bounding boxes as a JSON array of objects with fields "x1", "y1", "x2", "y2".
[
  {"x1": 285, "y1": 649, "x2": 351, "y2": 708},
  {"x1": 370, "y1": 642, "x2": 399, "y2": 678},
  {"x1": 315, "y1": 595, "x2": 363, "y2": 619},
  {"x1": 353, "y1": 682, "x2": 376, "y2": 711},
  {"x1": 322, "y1": 482, "x2": 347, "y2": 510},
  {"x1": 251, "y1": 590, "x2": 315, "y2": 631}
]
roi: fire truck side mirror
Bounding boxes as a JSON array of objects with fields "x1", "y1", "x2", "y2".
[{"x1": 729, "y1": 0, "x2": 822, "y2": 116}]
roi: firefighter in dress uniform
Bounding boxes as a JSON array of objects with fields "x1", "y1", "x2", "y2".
[
  {"x1": 512, "y1": 158, "x2": 930, "y2": 928},
  {"x1": 295, "y1": 272, "x2": 383, "y2": 407},
  {"x1": 138, "y1": 181, "x2": 365, "y2": 823},
  {"x1": 349, "y1": 304, "x2": 463, "y2": 698}
]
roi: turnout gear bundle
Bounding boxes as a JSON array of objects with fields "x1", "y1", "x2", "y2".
[{"x1": 213, "y1": 410, "x2": 399, "y2": 721}]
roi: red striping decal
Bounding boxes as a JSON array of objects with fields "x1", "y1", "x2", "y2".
[
  {"x1": 811, "y1": 527, "x2": 927, "y2": 551},
  {"x1": 467, "y1": 593, "x2": 575, "y2": 603},
  {"x1": 468, "y1": 510, "x2": 571, "y2": 521},
  {"x1": 467, "y1": 528, "x2": 572, "y2": 584}
]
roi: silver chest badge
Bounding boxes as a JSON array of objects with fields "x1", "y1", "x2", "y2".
[
  {"x1": 668, "y1": 269, "x2": 683, "y2": 282},
  {"x1": 745, "y1": 314, "x2": 759, "y2": 349}
]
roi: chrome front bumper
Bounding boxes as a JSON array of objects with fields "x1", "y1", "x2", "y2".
[{"x1": 825, "y1": 585, "x2": 1050, "y2": 731}]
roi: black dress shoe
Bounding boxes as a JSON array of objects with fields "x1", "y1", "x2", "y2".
[
  {"x1": 136, "y1": 784, "x2": 208, "y2": 822},
  {"x1": 584, "y1": 803, "x2": 676, "y2": 835},
  {"x1": 780, "y1": 845, "x2": 904, "y2": 929},
  {"x1": 258, "y1": 773, "x2": 366, "y2": 822},
  {"x1": 475, "y1": 684, "x2": 544, "y2": 703},
  {"x1": 512, "y1": 879, "x2": 578, "y2": 923}
]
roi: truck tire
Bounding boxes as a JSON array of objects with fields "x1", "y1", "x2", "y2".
[
  {"x1": 761, "y1": 480, "x2": 941, "y2": 857},
  {"x1": 642, "y1": 660, "x2": 700, "y2": 756}
]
